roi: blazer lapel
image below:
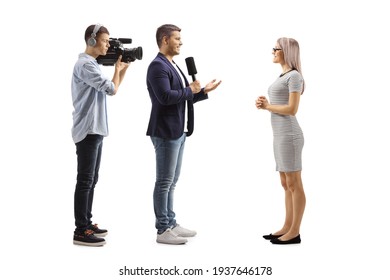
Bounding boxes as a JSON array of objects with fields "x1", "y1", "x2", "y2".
[
  {"x1": 158, "y1": 53, "x2": 187, "y2": 88},
  {"x1": 174, "y1": 63, "x2": 189, "y2": 87}
]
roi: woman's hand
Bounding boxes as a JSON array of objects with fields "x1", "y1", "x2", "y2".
[{"x1": 255, "y1": 96, "x2": 269, "y2": 110}]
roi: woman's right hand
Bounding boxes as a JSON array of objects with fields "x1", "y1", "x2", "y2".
[{"x1": 255, "y1": 96, "x2": 268, "y2": 109}]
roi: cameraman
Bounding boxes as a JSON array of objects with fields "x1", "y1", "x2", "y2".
[{"x1": 71, "y1": 24, "x2": 130, "y2": 246}]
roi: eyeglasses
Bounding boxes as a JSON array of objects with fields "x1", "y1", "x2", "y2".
[{"x1": 273, "y1": 48, "x2": 282, "y2": 52}]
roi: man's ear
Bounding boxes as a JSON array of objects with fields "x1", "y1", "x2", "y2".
[{"x1": 162, "y1": 36, "x2": 169, "y2": 45}]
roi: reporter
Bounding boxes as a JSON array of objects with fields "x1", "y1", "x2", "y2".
[{"x1": 146, "y1": 24, "x2": 221, "y2": 245}]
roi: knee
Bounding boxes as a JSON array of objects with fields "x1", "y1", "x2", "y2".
[
  {"x1": 281, "y1": 182, "x2": 288, "y2": 191},
  {"x1": 286, "y1": 183, "x2": 295, "y2": 192},
  {"x1": 285, "y1": 174, "x2": 301, "y2": 193},
  {"x1": 286, "y1": 179, "x2": 303, "y2": 193},
  {"x1": 156, "y1": 176, "x2": 175, "y2": 191},
  {"x1": 76, "y1": 173, "x2": 95, "y2": 190}
]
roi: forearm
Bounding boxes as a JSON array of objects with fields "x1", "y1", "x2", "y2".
[
  {"x1": 111, "y1": 69, "x2": 122, "y2": 94},
  {"x1": 265, "y1": 104, "x2": 297, "y2": 116},
  {"x1": 264, "y1": 92, "x2": 300, "y2": 116},
  {"x1": 118, "y1": 69, "x2": 127, "y2": 85},
  {"x1": 152, "y1": 86, "x2": 194, "y2": 105},
  {"x1": 193, "y1": 88, "x2": 208, "y2": 103}
]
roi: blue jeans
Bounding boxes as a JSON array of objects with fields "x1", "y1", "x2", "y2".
[
  {"x1": 74, "y1": 134, "x2": 103, "y2": 233},
  {"x1": 151, "y1": 133, "x2": 186, "y2": 234}
]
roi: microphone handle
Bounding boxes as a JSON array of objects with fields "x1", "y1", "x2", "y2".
[{"x1": 191, "y1": 74, "x2": 196, "y2": 81}]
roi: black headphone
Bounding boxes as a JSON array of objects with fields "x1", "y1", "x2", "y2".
[{"x1": 87, "y1": 24, "x2": 103, "y2": 47}]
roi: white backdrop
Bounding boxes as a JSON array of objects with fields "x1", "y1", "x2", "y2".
[{"x1": 1, "y1": 0, "x2": 389, "y2": 279}]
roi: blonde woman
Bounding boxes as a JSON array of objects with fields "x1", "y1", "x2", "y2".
[{"x1": 256, "y1": 37, "x2": 306, "y2": 245}]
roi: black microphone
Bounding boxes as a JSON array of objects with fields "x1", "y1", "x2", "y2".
[
  {"x1": 117, "y1": 38, "x2": 132, "y2": 44},
  {"x1": 185, "y1": 57, "x2": 197, "y2": 81}
]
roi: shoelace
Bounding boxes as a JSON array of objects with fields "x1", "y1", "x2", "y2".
[
  {"x1": 84, "y1": 229, "x2": 94, "y2": 236},
  {"x1": 91, "y1": 224, "x2": 99, "y2": 230}
]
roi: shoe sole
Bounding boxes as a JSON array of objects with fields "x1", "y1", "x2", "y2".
[
  {"x1": 156, "y1": 239, "x2": 188, "y2": 245},
  {"x1": 93, "y1": 232, "x2": 108, "y2": 237},
  {"x1": 175, "y1": 233, "x2": 197, "y2": 238},
  {"x1": 73, "y1": 240, "x2": 106, "y2": 247}
]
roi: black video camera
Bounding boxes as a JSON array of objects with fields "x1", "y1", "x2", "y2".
[{"x1": 96, "y1": 38, "x2": 142, "y2": 66}]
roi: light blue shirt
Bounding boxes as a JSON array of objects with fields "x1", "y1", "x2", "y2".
[{"x1": 71, "y1": 53, "x2": 115, "y2": 143}]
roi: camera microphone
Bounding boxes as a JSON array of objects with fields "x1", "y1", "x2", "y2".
[
  {"x1": 185, "y1": 57, "x2": 197, "y2": 81},
  {"x1": 117, "y1": 38, "x2": 132, "y2": 44}
]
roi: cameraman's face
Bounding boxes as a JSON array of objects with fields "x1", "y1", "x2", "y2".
[{"x1": 95, "y1": 33, "x2": 110, "y2": 56}]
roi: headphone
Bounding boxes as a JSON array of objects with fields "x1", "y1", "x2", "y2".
[{"x1": 87, "y1": 24, "x2": 103, "y2": 47}]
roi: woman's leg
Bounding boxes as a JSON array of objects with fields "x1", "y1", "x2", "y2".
[
  {"x1": 272, "y1": 172, "x2": 293, "y2": 236},
  {"x1": 279, "y1": 170, "x2": 306, "y2": 240}
]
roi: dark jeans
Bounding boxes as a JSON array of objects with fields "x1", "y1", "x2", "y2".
[{"x1": 74, "y1": 134, "x2": 103, "y2": 233}]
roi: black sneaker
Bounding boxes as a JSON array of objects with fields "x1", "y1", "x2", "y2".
[
  {"x1": 88, "y1": 223, "x2": 108, "y2": 237},
  {"x1": 73, "y1": 229, "x2": 106, "y2": 246}
]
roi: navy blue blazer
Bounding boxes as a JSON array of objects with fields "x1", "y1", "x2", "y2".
[{"x1": 146, "y1": 53, "x2": 208, "y2": 139}]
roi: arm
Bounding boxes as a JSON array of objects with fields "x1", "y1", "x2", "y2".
[
  {"x1": 147, "y1": 60, "x2": 193, "y2": 105},
  {"x1": 193, "y1": 79, "x2": 222, "y2": 103},
  {"x1": 203, "y1": 79, "x2": 222, "y2": 94},
  {"x1": 256, "y1": 72, "x2": 303, "y2": 115},
  {"x1": 256, "y1": 92, "x2": 301, "y2": 116},
  {"x1": 193, "y1": 88, "x2": 208, "y2": 103},
  {"x1": 111, "y1": 55, "x2": 130, "y2": 95}
]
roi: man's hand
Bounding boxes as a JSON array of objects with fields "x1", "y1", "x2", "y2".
[
  {"x1": 204, "y1": 79, "x2": 222, "y2": 94},
  {"x1": 115, "y1": 55, "x2": 131, "y2": 72},
  {"x1": 190, "y1": 80, "x2": 201, "y2": 94}
]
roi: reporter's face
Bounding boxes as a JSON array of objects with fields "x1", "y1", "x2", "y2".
[
  {"x1": 167, "y1": 31, "x2": 182, "y2": 56},
  {"x1": 95, "y1": 33, "x2": 110, "y2": 56}
]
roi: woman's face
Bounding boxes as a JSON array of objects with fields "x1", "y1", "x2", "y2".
[{"x1": 272, "y1": 44, "x2": 284, "y2": 64}]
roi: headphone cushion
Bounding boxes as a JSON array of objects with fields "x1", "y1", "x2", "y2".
[{"x1": 87, "y1": 37, "x2": 96, "y2": 47}]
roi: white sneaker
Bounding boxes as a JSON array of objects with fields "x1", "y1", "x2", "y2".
[
  {"x1": 156, "y1": 228, "x2": 188, "y2": 245},
  {"x1": 172, "y1": 224, "x2": 197, "y2": 237}
]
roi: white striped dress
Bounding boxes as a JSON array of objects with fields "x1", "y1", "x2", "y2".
[{"x1": 268, "y1": 70, "x2": 304, "y2": 172}]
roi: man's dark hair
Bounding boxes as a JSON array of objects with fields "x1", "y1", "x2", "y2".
[
  {"x1": 84, "y1": 24, "x2": 110, "y2": 44},
  {"x1": 156, "y1": 24, "x2": 181, "y2": 48}
]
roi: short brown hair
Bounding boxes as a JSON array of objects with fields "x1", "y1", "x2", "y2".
[
  {"x1": 84, "y1": 24, "x2": 110, "y2": 44},
  {"x1": 156, "y1": 24, "x2": 181, "y2": 48}
]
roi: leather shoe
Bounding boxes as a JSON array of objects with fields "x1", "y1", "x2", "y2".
[
  {"x1": 262, "y1": 233, "x2": 283, "y2": 240},
  {"x1": 270, "y1": 234, "x2": 301, "y2": 244}
]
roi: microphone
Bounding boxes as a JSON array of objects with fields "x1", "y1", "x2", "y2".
[
  {"x1": 117, "y1": 38, "x2": 132, "y2": 44},
  {"x1": 185, "y1": 57, "x2": 197, "y2": 81}
]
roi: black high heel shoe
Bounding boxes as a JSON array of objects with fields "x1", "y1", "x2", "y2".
[
  {"x1": 270, "y1": 234, "x2": 301, "y2": 244},
  {"x1": 262, "y1": 233, "x2": 283, "y2": 240}
]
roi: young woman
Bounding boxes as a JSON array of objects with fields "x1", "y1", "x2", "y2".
[{"x1": 256, "y1": 37, "x2": 306, "y2": 245}]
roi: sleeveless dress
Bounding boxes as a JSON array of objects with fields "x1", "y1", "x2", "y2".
[{"x1": 267, "y1": 70, "x2": 304, "y2": 172}]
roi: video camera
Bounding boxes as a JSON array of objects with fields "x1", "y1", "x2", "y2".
[{"x1": 97, "y1": 38, "x2": 143, "y2": 66}]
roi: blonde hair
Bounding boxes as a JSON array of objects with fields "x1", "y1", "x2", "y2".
[{"x1": 277, "y1": 37, "x2": 305, "y2": 93}]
